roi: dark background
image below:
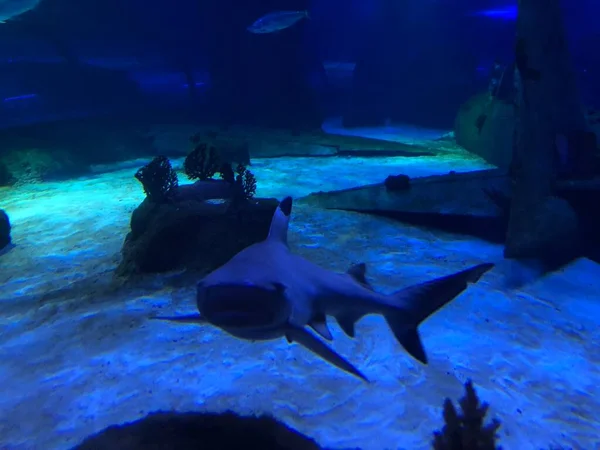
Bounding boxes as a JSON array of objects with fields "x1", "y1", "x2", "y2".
[{"x1": 0, "y1": 0, "x2": 597, "y2": 131}]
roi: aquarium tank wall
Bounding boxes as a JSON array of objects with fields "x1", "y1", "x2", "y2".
[{"x1": 0, "y1": 0, "x2": 599, "y2": 449}]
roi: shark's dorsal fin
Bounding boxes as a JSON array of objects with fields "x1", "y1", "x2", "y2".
[
  {"x1": 309, "y1": 313, "x2": 332, "y2": 340},
  {"x1": 267, "y1": 196, "x2": 293, "y2": 245},
  {"x1": 347, "y1": 263, "x2": 373, "y2": 290}
]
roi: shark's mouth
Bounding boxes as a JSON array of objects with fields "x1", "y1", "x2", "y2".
[{"x1": 200, "y1": 283, "x2": 289, "y2": 329}]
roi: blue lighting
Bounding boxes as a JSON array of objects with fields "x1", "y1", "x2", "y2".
[
  {"x1": 470, "y1": 5, "x2": 517, "y2": 21},
  {"x1": 3, "y1": 93, "x2": 38, "y2": 102}
]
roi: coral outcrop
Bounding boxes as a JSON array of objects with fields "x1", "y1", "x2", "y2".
[
  {"x1": 134, "y1": 156, "x2": 179, "y2": 203},
  {"x1": 118, "y1": 154, "x2": 271, "y2": 277}
]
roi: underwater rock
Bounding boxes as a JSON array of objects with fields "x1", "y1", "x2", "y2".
[
  {"x1": 72, "y1": 410, "x2": 321, "y2": 450},
  {"x1": 384, "y1": 174, "x2": 410, "y2": 192},
  {"x1": 299, "y1": 168, "x2": 600, "y2": 268},
  {"x1": 116, "y1": 185, "x2": 278, "y2": 276},
  {"x1": 300, "y1": 169, "x2": 509, "y2": 218},
  {"x1": 454, "y1": 93, "x2": 516, "y2": 169},
  {"x1": 504, "y1": 196, "x2": 580, "y2": 261},
  {"x1": 0, "y1": 118, "x2": 156, "y2": 182},
  {"x1": 0, "y1": 208, "x2": 10, "y2": 250},
  {"x1": 299, "y1": 169, "x2": 511, "y2": 243},
  {"x1": 0, "y1": 148, "x2": 83, "y2": 185}
]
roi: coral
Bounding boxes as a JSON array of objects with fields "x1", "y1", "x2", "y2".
[
  {"x1": 134, "y1": 156, "x2": 178, "y2": 203},
  {"x1": 432, "y1": 380, "x2": 501, "y2": 450},
  {"x1": 235, "y1": 164, "x2": 257, "y2": 200},
  {"x1": 184, "y1": 142, "x2": 221, "y2": 181}
]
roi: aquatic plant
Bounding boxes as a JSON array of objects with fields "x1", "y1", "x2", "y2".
[
  {"x1": 235, "y1": 163, "x2": 257, "y2": 200},
  {"x1": 184, "y1": 142, "x2": 221, "y2": 181},
  {"x1": 134, "y1": 156, "x2": 178, "y2": 203},
  {"x1": 432, "y1": 380, "x2": 501, "y2": 450}
]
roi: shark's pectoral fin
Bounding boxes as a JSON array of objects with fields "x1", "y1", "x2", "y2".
[
  {"x1": 150, "y1": 314, "x2": 206, "y2": 324},
  {"x1": 347, "y1": 262, "x2": 374, "y2": 290},
  {"x1": 335, "y1": 312, "x2": 363, "y2": 338},
  {"x1": 285, "y1": 326, "x2": 369, "y2": 382},
  {"x1": 309, "y1": 313, "x2": 333, "y2": 340}
]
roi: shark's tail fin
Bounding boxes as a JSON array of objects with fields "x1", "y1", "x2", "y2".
[{"x1": 384, "y1": 263, "x2": 494, "y2": 364}]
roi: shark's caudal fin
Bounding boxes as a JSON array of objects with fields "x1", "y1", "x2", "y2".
[
  {"x1": 267, "y1": 196, "x2": 292, "y2": 245},
  {"x1": 385, "y1": 263, "x2": 494, "y2": 364}
]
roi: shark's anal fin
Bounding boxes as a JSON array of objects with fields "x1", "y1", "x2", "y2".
[
  {"x1": 347, "y1": 262, "x2": 373, "y2": 290},
  {"x1": 309, "y1": 313, "x2": 332, "y2": 340},
  {"x1": 335, "y1": 312, "x2": 363, "y2": 338},
  {"x1": 285, "y1": 326, "x2": 369, "y2": 383},
  {"x1": 150, "y1": 314, "x2": 206, "y2": 324}
]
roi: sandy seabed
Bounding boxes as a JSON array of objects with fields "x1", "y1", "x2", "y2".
[{"x1": 0, "y1": 149, "x2": 598, "y2": 450}]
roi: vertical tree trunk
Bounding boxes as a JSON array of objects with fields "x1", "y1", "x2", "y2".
[{"x1": 504, "y1": 0, "x2": 586, "y2": 260}]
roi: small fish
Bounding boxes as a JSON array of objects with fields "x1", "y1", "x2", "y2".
[
  {"x1": 0, "y1": 0, "x2": 40, "y2": 23},
  {"x1": 247, "y1": 10, "x2": 309, "y2": 34}
]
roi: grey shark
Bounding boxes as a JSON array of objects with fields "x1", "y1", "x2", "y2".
[{"x1": 154, "y1": 197, "x2": 494, "y2": 382}]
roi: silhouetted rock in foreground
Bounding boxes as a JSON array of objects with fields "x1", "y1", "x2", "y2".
[{"x1": 72, "y1": 411, "x2": 322, "y2": 450}]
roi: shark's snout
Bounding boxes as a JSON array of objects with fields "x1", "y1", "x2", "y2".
[{"x1": 197, "y1": 283, "x2": 290, "y2": 330}]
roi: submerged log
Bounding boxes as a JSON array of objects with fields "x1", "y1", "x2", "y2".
[
  {"x1": 298, "y1": 169, "x2": 600, "y2": 264},
  {"x1": 504, "y1": 0, "x2": 588, "y2": 259}
]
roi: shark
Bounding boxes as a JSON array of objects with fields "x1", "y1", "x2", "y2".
[{"x1": 154, "y1": 196, "x2": 494, "y2": 381}]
